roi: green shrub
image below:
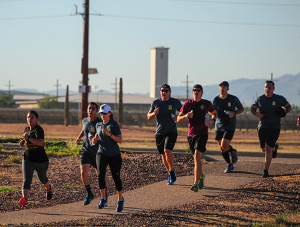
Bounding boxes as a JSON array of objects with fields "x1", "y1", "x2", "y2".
[
  {"x1": 7, "y1": 156, "x2": 22, "y2": 163},
  {"x1": 0, "y1": 186, "x2": 18, "y2": 193},
  {"x1": 0, "y1": 137, "x2": 20, "y2": 143},
  {"x1": 45, "y1": 141, "x2": 67, "y2": 148},
  {"x1": 46, "y1": 141, "x2": 81, "y2": 155},
  {"x1": 276, "y1": 211, "x2": 290, "y2": 224}
]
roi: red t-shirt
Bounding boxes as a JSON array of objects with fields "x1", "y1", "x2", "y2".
[{"x1": 180, "y1": 99, "x2": 214, "y2": 137}]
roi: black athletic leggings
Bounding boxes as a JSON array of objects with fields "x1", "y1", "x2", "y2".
[{"x1": 96, "y1": 153, "x2": 122, "y2": 191}]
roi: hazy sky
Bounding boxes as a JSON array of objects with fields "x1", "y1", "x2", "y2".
[{"x1": 1, "y1": 0, "x2": 300, "y2": 94}]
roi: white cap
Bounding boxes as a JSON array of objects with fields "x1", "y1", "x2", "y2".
[{"x1": 99, "y1": 104, "x2": 111, "y2": 114}]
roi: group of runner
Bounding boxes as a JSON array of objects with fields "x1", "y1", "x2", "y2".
[
  {"x1": 17, "y1": 80, "x2": 291, "y2": 212},
  {"x1": 148, "y1": 81, "x2": 291, "y2": 192},
  {"x1": 18, "y1": 103, "x2": 124, "y2": 212}
]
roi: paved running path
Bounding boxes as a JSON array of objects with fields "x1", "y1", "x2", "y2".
[{"x1": 0, "y1": 155, "x2": 299, "y2": 225}]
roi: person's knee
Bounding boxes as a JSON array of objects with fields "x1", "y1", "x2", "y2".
[
  {"x1": 194, "y1": 150, "x2": 202, "y2": 162},
  {"x1": 81, "y1": 168, "x2": 88, "y2": 176},
  {"x1": 265, "y1": 144, "x2": 273, "y2": 152},
  {"x1": 165, "y1": 149, "x2": 173, "y2": 156},
  {"x1": 81, "y1": 165, "x2": 90, "y2": 176}
]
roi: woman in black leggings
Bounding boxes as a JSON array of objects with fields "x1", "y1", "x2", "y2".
[
  {"x1": 93, "y1": 104, "x2": 124, "y2": 212},
  {"x1": 19, "y1": 110, "x2": 53, "y2": 208}
]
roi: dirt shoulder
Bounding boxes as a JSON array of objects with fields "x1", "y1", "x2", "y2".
[
  {"x1": 0, "y1": 152, "x2": 299, "y2": 226},
  {"x1": 0, "y1": 124, "x2": 300, "y2": 225}
]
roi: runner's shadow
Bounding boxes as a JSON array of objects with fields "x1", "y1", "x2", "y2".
[
  {"x1": 231, "y1": 170, "x2": 261, "y2": 176},
  {"x1": 32, "y1": 212, "x2": 86, "y2": 217}
]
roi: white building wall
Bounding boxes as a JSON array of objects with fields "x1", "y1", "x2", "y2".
[{"x1": 150, "y1": 47, "x2": 169, "y2": 98}]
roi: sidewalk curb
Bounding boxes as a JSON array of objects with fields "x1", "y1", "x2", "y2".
[
  {"x1": 123, "y1": 147, "x2": 300, "y2": 159},
  {"x1": 2, "y1": 143, "x2": 299, "y2": 159}
]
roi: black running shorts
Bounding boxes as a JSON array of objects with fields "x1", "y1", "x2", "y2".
[
  {"x1": 80, "y1": 150, "x2": 97, "y2": 169},
  {"x1": 258, "y1": 128, "x2": 280, "y2": 149},
  {"x1": 155, "y1": 133, "x2": 178, "y2": 154},
  {"x1": 215, "y1": 130, "x2": 235, "y2": 141},
  {"x1": 187, "y1": 134, "x2": 208, "y2": 154}
]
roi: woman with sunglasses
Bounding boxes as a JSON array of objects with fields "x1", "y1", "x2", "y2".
[{"x1": 92, "y1": 104, "x2": 124, "y2": 212}]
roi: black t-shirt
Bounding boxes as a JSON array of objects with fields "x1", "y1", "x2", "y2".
[
  {"x1": 213, "y1": 94, "x2": 243, "y2": 131},
  {"x1": 149, "y1": 97, "x2": 182, "y2": 135},
  {"x1": 253, "y1": 94, "x2": 289, "y2": 130},
  {"x1": 81, "y1": 117, "x2": 102, "y2": 154},
  {"x1": 24, "y1": 124, "x2": 48, "y2": 162},
  {"x1": 96, "y1": 119, "x2": 122, "y2": 157}
]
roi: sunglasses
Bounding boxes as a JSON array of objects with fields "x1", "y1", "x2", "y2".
[
  {"x1": 193, "y1": 89, "x2": 202, "y2": 92},
  {"x1": 161, "y1": 90, "x2": 170, "y2": 93}
]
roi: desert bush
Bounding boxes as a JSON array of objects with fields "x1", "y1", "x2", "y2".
[{"x1": 7, "y1": 156, "x2": 22, "y2": 163}]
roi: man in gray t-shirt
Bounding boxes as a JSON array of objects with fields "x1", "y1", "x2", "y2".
[
  {"x1": 251, "y1": 80, "x2": 291, "y2": 178},
  {"x1": 147, "y1": 84, "x2": 182, "y2": 185}
]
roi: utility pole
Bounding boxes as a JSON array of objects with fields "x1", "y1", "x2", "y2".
[
  {"x1": 53, "y1": 79, "x2": 61, "y2": 101},
  {"x1": 80, "y1": 0, "x2": 89, "y2": 121},
  {"x1": 271, "y1": 72, "x2": 273, "y2": 81},
  {"x1": 6, "y1": 80, "x2": 13, "y2": 96},
  {"x1": 181, "y1": 75, "x2": 193, "y2": 100},
  {"x1": 111, "y1": 78, "x2": 118, "y2": 111}
]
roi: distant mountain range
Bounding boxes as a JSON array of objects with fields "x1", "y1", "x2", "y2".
[
  {"x1": 1, "y1": 73, "x2": 299, "y2": 107},
  {"x1": 172, "y1": 73, "x2": 300, "y2": 106}
]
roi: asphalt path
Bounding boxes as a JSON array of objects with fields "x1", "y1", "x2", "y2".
[{"x1": 0, "y1": 152, "x2": 299, "y2": 225}]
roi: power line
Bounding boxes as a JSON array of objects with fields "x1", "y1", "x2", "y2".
[
  {"x1": 102, "y1": 14, "x2": 300, "y2": 28},
  {"x1": 0, "y1": 0, "x2": 23, "y2": 2},
  {"x1": 172, "y1": 0, "x2": 300, "y2": 7},
  {"x1": 0, "y1": 14, "x2": 71, "y2": 21},
  {"x1": 1, "y1": 12, "x2": 300, "y2": 28}
]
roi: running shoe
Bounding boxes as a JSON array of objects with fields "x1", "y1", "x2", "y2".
[
  {"x1": 169, "y1": 172, "x2": 177, "y2": 184},
  {"x1": 272, "y1": 144, "x2": 278, "y2": 158},
  {"x1": 19, "y1": 197, "x2": 28, "y2": 208},
  {"x1": 98, "y1": 198, "x2": 108, "y2": 209},
  {"x1": 116, "y1": 198, "x2": 125, "y2": 212},
  {"x1": 167, "y1": 174, "x2": 171, "y2": 185},
  {"x1": 262, "y1": 170, "x2": 269, "y2": 178},
  {"x1": 231, "y1": 149, "x2": 238, "y2": 164},
  {"x1": 84, "y1": 194, "x2": 94, "y2": 205},
  {"x1": 198, "y1": 173, "x2": 205, "y2": 189},
  {"x1": 224, "y1": 164, "x2": 234, "y2": 173},
  {"x1": 190, "y1": 182, "x2": 199, "y2": 192},
  {"x1": 46, "y1": 183, "x2": 53, "y2": 201}
]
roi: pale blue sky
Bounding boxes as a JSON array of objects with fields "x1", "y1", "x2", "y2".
[{"x1": 1, "y1": 0, "x2": 300, "y2": 94}]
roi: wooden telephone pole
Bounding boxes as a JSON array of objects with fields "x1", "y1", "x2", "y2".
[
  {"x1": 182, "y1": 75, "x2": 193, "y2": 100},
  {"x1": 80, "y1": 0, "x2": 89, "y2": 121}
]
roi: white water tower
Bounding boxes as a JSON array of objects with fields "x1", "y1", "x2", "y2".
[{"x1": 150, "y1": 47, "x2": 169, "y2": 98}]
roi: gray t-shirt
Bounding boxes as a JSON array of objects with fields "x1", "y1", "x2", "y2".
[
  {"x1": 81, "y1": 117, "x2": 102, "y2": 154},
  {"x1": 213, "y1": 94, "x2": 243, "y2": 131},
  {"x1": 96, "y1": 119, "x2": 122, "y2": 157},
  {"x1": 149, "y1": 97, "x2": 182, "y2": 135},
  {"x1": 253, "y1": 94, "x2": 289, "y2": 130}
]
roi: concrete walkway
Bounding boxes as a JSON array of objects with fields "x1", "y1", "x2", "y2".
[{"x1": 0, "y1": 155, "x2": 299, "y2": 225}]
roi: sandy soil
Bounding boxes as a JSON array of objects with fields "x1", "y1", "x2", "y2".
[{"x1": 0, "y1": 124, "x2": 299, "y2": 225}]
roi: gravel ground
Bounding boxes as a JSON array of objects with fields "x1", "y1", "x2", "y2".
[
  {"x1": 1, "y1": 152, "x2": 300, "y2": 226},
  {"x1": 0, "y1": 152, "x2": 195, "y2": 212}
]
